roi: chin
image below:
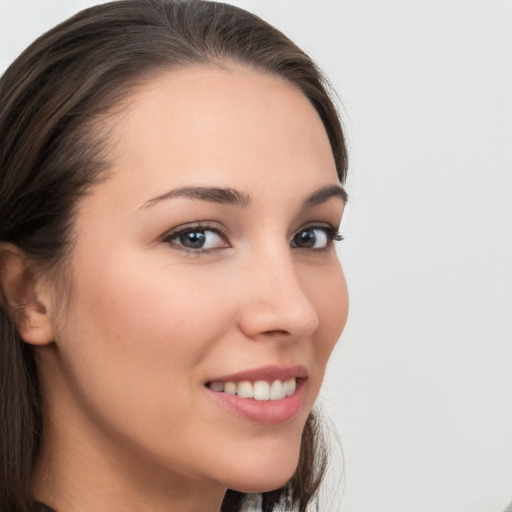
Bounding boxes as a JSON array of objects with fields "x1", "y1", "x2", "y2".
[
  {"x1": 218, "y1": 444, "x2": 301, "y2": 494},
  {"x1": 227, "y1": 472, "x2": 295, "y2": 495}
]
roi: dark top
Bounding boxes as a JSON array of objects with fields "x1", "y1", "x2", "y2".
[{"x1": 37, "y1": 504, "x2": 55, "y2": 512}]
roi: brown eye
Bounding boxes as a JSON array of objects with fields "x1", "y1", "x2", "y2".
[
  {"x1": 166, "y1": 227, "x2": 228, "y2": 251},
  {"x1": 291, "y1": 227, "x2": 329, "y2": 249}
]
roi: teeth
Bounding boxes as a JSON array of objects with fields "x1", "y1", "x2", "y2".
[
  {"x1": 224, "y1": 382, "x2": 237, "y2": 395},
  {"x1": 209, "y1": 378, "x2": 297, "y2": 401},
  {"x1": 269, "y1": 380, "x2": 284, "y2": 400},
  {"x1": 285, "y1": 378, "x2": 296, "y2": 396},
  {"x1": 253, "y1": 381, "x2": 270, "y2": 400},
  {"x1": 210, "y1": 381, "x2": 224, "y2": 392},
  {"x1": 237, "y1": 381, "x2": 254, "y2": 399}
]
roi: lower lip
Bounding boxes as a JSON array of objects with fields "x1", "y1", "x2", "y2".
[{"x1": 205, "y1": 380, "x2": 305, "y2": 425}]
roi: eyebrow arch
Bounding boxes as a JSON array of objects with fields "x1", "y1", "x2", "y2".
[
  {"x1": 140, "y1": 183, "x2": 347, "y2": 211},
  {"x1": 140, "y1": 186, "x2": 251, "y2": 209},
  {"x1": 302, "y1": 184, "x2": 348, "y2": 208}
]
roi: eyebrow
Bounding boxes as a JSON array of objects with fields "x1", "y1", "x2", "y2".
[
  {"x1": 302, "y1": 184, "x2": 348, "y2": 208},
  {"x1": 140, "y1": 186, "x2": 251, "y2": 209},
  {"x1": 140, "y1": 183, "x2": 347, "y2": 210}
]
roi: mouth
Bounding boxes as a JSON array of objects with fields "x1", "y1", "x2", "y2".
[
  {"x1": 206, "y1": 378, "x2": 298, "y2": 401},
  {"x1": 204, "y1": 365, "x2": 307, "y2": 424}
]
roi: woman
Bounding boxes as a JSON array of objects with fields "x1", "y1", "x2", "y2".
[{"x1": 0, "y1": 1, "x2": 348, "y2": 511}]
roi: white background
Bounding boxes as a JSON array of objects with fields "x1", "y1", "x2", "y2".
[{"x1": 1, "y1": 1, "x2": 511, "y2": 511}]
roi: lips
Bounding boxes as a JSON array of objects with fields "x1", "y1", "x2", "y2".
[
  {"x1": 204, "y1": 365, "x2": 307, "y2": 424},
  {"x1": 206, "y1": 365, "x2": 308, "y2": 384}
]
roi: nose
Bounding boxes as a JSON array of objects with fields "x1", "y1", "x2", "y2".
[{"x1": 237, "y1": 248, "x2": 319, "y2": 342}]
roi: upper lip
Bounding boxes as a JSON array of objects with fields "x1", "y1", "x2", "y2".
[{"x1": 206, "y1": 365, "x2": 308, "y2": 384}]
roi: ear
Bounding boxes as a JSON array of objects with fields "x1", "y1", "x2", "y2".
[{"x1": 0, "y1": 243, "x2": 55, "y2": 346}]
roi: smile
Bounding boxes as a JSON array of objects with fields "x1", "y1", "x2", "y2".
[
  {"x1": 207, "y1": 378, "x2": 297, "y2": 401},
  {"x1": 204, "y1": 365, "x2": 307, "y2": 423}
]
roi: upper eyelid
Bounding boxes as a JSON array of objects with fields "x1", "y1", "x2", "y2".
[
  {"x1": 160, "y1": 221, "x2": 341, "y2": 248},
  {"x1": 290, "y1": 223, "x2": 342, "y2": 244},
  {"x1": 290, "y1": 221, "x2": 339, "y2": 237},
  {"x1": 161, "y1": 223, "x2": 230, "y2": 254},
  {"x1": 294, "y1": 221, "x2": 337, "y2": 230},
  {"x1": 162, "y1": 220, "x2": 337, "y2": 235},
  {"x1": 161, "y1": 221, "x2": 227, "y2": 240}
]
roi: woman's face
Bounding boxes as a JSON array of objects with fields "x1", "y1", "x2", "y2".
[{"x1": 39, "y1": 66, "x2": 348, "y2": 496}]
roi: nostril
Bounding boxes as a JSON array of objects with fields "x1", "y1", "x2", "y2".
[{"x1": 261, "y1": 329, "x2": 290, "y2": 337}]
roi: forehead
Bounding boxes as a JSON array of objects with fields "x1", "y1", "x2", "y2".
[{"x1": 92, "y1": 65, "x2": 338, "y2": 206}]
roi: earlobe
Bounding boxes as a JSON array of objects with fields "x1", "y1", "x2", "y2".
[{"x1": 0, "y1": 243, "x2": 55, "y2": 346}]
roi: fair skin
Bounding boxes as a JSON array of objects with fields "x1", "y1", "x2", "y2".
[{"x1": 2, "y1": 65, "x2": 348, "y2": 512}]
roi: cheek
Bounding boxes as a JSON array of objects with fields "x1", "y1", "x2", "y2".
[
  {"x1": 55, "y1": 248, "x2": 232, "y2": 420},
  {"x1": 307, "y1": 262, "x2": 348, "y2": 363},
  {"x1": 67, "y1": 253, "x2": 229, "y2": 367},
  {"x1": 51, "y1": 250, "x2": 238, "y2": 465}
]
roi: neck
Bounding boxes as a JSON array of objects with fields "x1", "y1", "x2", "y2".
[{"x1": 32, "y1": 409, "x2": 226, "y2": 512}]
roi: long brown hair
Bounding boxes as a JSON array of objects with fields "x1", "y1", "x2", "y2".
[{"x1": 0, "y1": 1, "x2": 348, "y2": 511}]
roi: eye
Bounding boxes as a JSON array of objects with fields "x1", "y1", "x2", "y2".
[
  {"x1": 291, "y1": 225, "x2": 343, "y2": 250},
  {"x1": 164, "y1": 224, "x2": 229, "y2": 251}
]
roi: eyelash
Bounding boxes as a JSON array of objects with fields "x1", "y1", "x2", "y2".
[
  {"x1": 162, "y1": 222, "x2": 230, "y2": 255},
  {"x1": 162, "y1": 222, "x2": 344, "y2": 255},
  {"x1": 291, "y1": 224, "x2": 344, "y2": 249}
]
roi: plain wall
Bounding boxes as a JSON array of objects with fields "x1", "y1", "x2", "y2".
[{"x1": 1, "y1": 1, "x2": 511, "y2": 511}]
